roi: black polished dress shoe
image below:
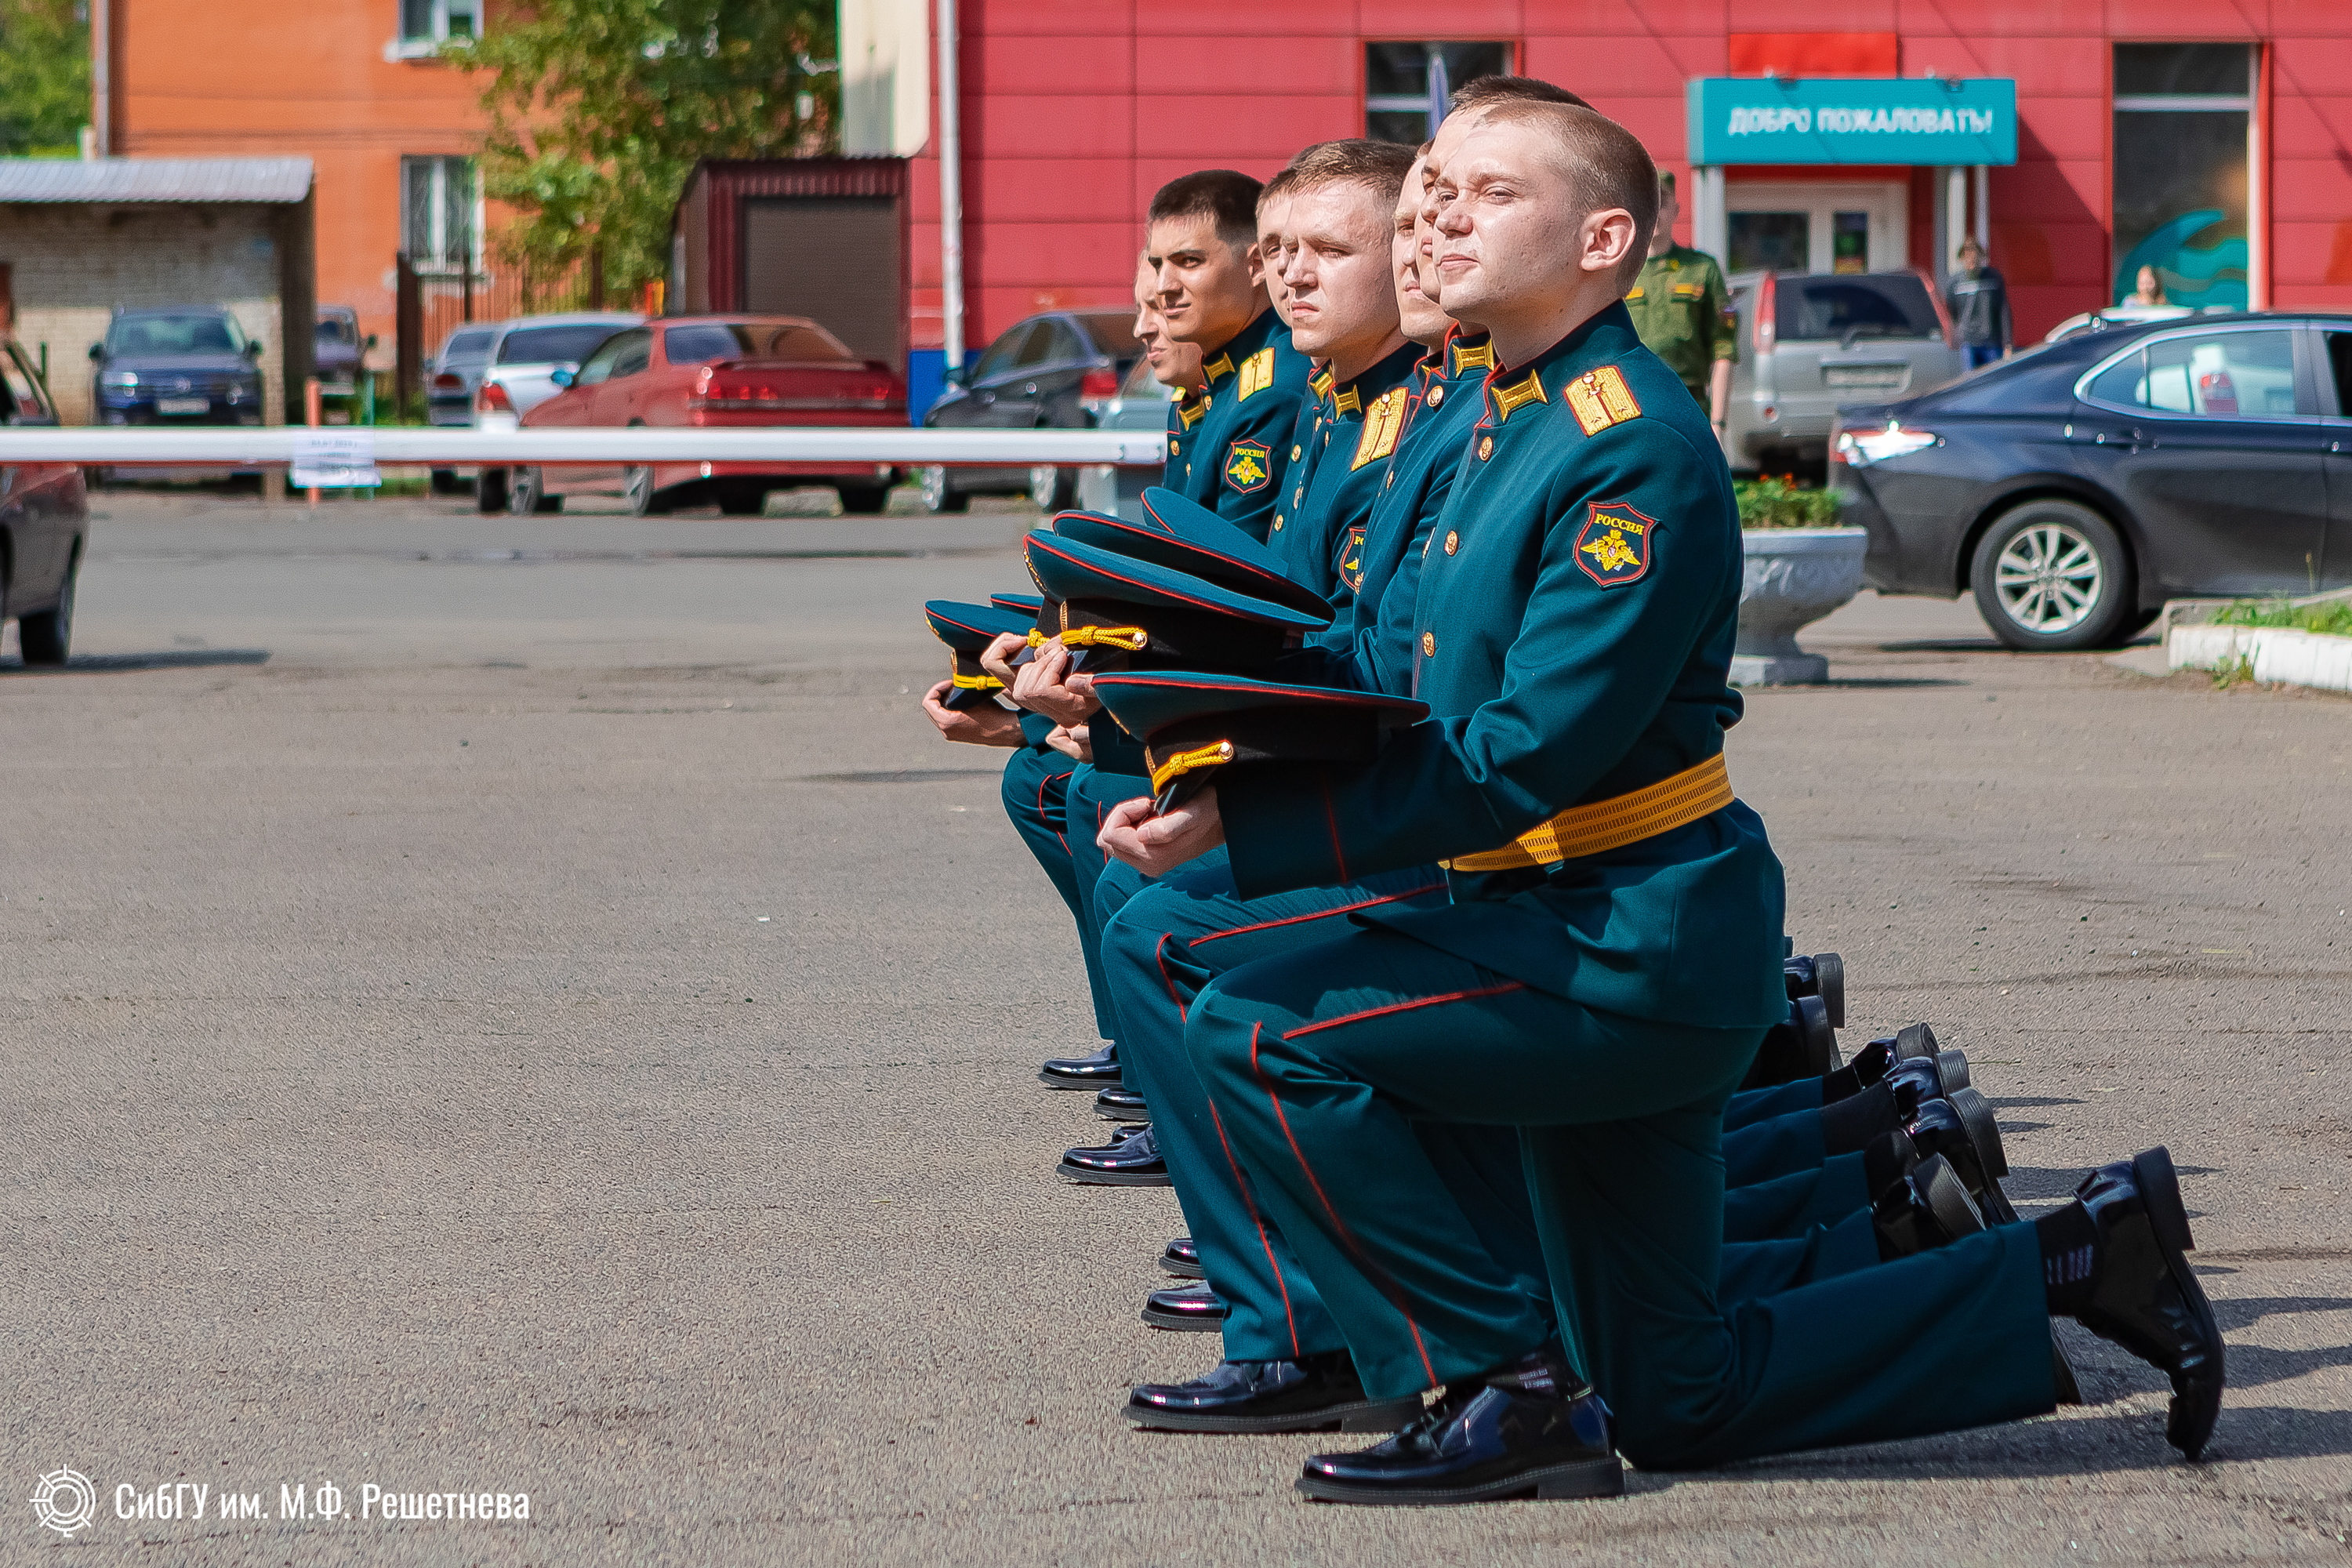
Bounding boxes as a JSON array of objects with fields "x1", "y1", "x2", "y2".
[
  {"x1": 1160, "y1": 1236, "x2": 1205, "y2": 1279},
  {"x1": 1905, "y1": 1091, "x2": 2018, "y2": 1225},
  {"x1": 1128, "y1": 1351, "x2": 1423, "y2": 1433},
  {"x1": 1873, "y1": 1152, "x2": 1987, "y2": 1260},
  {"x1": 1297, "y1": 1350, "x2": 1624, "y2": 1505},
  {"x1": 1784, "y1": 950, "x2": 1845, "y2": 1029},
  {"x1": 1887, "y1": 1050, "x2": 1969, "y2": 1109},
  {"x1": 1741, "y1": 993, "x2": 1838, "y2": 1089},
  {"x1": 1040, "y1": 1044, "x2": 1123, "y2": 1090},
  {"x1": 2067, "y1": 1147, "x2": 2223, "y2": 1460},
  {"x1": 1057, "y1": 1123, "x2": 1171, "y2": 1185},
  {"x1": 1142, "y1": 1279, "x2": 1227, "y2": 1330},
  {"x1": 1094, "y1": 1085, "x2": 1151, "y2": 1122}
]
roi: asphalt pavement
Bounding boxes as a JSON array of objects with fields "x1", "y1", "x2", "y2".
[{"x1": 5, "y1": 488, "x2": 2348, "y2": 1565}]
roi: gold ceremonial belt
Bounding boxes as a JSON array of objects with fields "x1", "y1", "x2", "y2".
[
  {"x1": 950, "y1": 671, "x2": 1004, "y2": 691},
  {"x1": 1441, "y1": 753, "x2": 1734, "y2": 873},
  {"x1": 1027, "y1": 626, "x2": 1149, "y2": 652}
]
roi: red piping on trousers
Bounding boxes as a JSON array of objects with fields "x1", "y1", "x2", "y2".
[
  {"x1": 1153, "y1": 933, "x2": 1189, "y2": 1022},
  {"x1": 1316, "y1": 775, "x2": 1348, "y2": 883},
  {"x1": 1283, "y1": 980, "x2": 1526, "y2": 1040},
  {"x1": 1207, "y1": 1094, "x2": 1301, "y2": 1358},
  {"x1": 1036, "y1": 770, "x2": 1069, "y2": 858},
  {"x1": 1189, "y1": 882, "x2": 1446, "y2": 946},
  {"x1": 1250, "y1": 1022, "x2": 1438, "y2": 1388}
]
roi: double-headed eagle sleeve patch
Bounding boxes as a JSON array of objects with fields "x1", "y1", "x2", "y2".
[
  {"x1": 1338, "y1": 525, "x2": 1367, "y2": 592},
  {"x1": 1575, "y1": 500, "x2": 1653, "y2": 587},
  {"x1": 1565, "y1": 365, "x2": 1642, "y2": 436},
  {"x1": 1351, "y1": 387, "x2": 1410, "y2": 470},
  {"x1": 1224, "y1": 439, "x2": 1272, "y2": 493}
]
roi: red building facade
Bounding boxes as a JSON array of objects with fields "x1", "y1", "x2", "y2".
[{"x1": 884, "y1": 2, "x2": 2352, "y2": 365}]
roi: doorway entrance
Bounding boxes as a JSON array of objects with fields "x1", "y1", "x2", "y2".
[{"x1": 1724, "y1": 181, "x2": 1907, "y2": 275}]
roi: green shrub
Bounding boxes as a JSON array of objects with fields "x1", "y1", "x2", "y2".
[
  {"x1": 1736, "y1": 477, "x2": 1842, "y2": 529},
  {"x1": 2212, "y1": 597, "x2": 2352, "y2": 637}
]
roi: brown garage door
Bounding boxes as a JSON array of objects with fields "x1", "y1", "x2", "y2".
[{"x1": 741, "y1": 197, "x2": 902, "y2": 369}]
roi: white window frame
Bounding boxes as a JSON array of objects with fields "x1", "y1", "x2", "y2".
[
  {"x1": 401, "y1": 155, "x2": 481, "y2": 276},
  {"x1": 1366, "y1": 42, "x2": 1514, "y2": 142},
  {"x1": 388, "y1": 0, "x2": 480, "y2": 60}
]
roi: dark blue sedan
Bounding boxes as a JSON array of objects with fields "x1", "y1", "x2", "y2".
[
  {"x1": 1832, "y1": 311, "x2": 2352, "y2": 649},
  {"x1": 90, "y1": 307, "x2": 266, "y2": 426}
]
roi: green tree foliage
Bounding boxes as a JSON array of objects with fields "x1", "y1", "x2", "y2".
[
  {"x1": 462, "y1": 0, "x2": 836, "y2": 292},
  {"x1": 0, "y1": 0, "x2": 92, "y2": 155}
]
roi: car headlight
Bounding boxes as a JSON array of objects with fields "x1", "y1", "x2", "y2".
[
  {"x1": 101, "y1": 370, "x2": 140, "y2": 390},
  {"x1": 1834, "y1": 424, "x2": 1939, "y2": 467}
]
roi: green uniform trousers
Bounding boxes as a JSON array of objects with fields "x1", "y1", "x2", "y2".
[
  {"x1": 1100, "y1": 855, "x2": 1885, "y2": 1367},
  {"x1": 1189, "y1": 924, "x2": 2056, "y2": 1467},
  {"x1": 997, "y1": 745, "x2": 1116, "y2": 1041}
]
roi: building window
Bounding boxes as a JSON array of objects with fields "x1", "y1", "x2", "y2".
[
  {"x1": 401, "y1": 155, "x2": 478, "y2": 274},
  {"x1": 2112, "y1": 44, "x2": 2253, "y2": 310},
  {"x1": 1365, "y1": 43, "x2": 1512, "y2": 145},
  {"x1": 401, "y1": 0, "x2": 479, "y2": 43}
]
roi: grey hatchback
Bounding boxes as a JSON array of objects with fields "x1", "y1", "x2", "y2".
[{"x1": 1726, "y1": 270, "x2": 1967, "y2": 474}]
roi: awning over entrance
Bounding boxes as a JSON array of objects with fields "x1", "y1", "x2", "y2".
[{"x1": 1686, "y1": 78, "x2": 2017, "y2": 167}]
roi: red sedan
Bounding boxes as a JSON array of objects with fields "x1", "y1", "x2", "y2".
[{"x1": 502, "y1": 315, "x2": 906, "y2": 516}]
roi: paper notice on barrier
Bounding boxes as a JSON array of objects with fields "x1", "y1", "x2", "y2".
[{"x1": 290, "y1": 429, "x2": 381, "y2": 488}]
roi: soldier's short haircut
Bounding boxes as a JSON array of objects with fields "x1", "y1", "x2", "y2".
[
  {"x1": 1472, "y1": 102, "x2": 1659, "y2": 290},
  {"x1": 1446, "y1": 74, "x2": 1593, "y2": 114},
  {"x1": 1149, "y1": 170, "x2": 1264, "y2": 248},
  {"x1": 1278, "y1": 138, "x2": 1417, "y2": 210}
]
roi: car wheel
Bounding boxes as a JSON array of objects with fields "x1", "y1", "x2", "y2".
[
  {"x1": 623, "y1": 465, "x2": 670, "y2": 517},
  {"x1": 1969, "y1": 499, "x2": 2135, "y2": 652},
  {"x1": 430, "y1": 467, "x2": 462, "y2": 496},
  {"x1": 1029, "y1": 464, "x2": 1078, "y2": 513},
  {"x1": 920, "y1": 465, "x2": 968, "y2": 514},
  {"x1": 477, "y1": 467, "x2": 510, "y2": 514},
  {"x1": 17, "y1": 557, "x2": 74, "y2": 667},
  {"x1": 506, "y1": 466, "x2": 540, "y2": 517}
]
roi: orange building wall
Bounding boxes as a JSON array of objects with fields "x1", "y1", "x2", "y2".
[{"x1": 113, "y1": 0, "x2": 492, "y2": 362}]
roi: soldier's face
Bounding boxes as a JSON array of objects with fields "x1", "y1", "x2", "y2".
[
  {"x1": 1132, "y1": 264, "x2": 1203, "y2": 390},
  {"x1": 1392, "y1": 157, "x2": 1450, "y2": 346},
  {"x1": 1147, "y1": 213, "x2": 1265, "y2": 348},
  {"x1": 1429, "y1": 119, "x2": 1584, "y2": 327},
  {"x1": 1258, "y1": 198, "x2": 1296, "y2": 328},
  {"x1": 1279, "y1": 181, "x2": 1400, "y2": 368}
]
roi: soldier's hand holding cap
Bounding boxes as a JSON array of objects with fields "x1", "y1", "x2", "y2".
[
  {"x1": 1099, "y1": 787, "x2": 1225, "y2": 875},
  {"x1": 920, "y1": 678, "x2": 1025, "y2": 748},
  {"x1": 1009, "y1": 639, "x2": 1102, "y2": 727}
]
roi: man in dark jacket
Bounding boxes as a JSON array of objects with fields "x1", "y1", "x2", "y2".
[{"x1": 1947, "y1": 237, "x2": 2011, "y2": 370}]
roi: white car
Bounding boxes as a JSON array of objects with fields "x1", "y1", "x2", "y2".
[{"x1": 468, "y1": 312, "x2": 642, "y2": 510}]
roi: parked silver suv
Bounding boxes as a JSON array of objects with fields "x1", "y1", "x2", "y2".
[{"x1": 1725, "y1": 270, "x2": 1965, "y2": 474}]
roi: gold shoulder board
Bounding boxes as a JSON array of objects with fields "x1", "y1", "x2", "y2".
[
  {"x1": 1236, "y1": 347, "x2": 1276, "y2": 401},
  {"x1": 1565, "y1": 365, "x2": 1643, "y2": 436},
  {"x1": 1352, "y1": 387, "x2": 1410, "y2": 470}
]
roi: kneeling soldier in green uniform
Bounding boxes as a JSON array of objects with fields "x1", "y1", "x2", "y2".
[{"x1": 1100, "y1": 100, "x2": 2220, "y2": 1504}]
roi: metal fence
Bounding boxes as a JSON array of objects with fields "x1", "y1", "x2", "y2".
[{"x1": 393, "y1": 252, "x2": 655, "y2": 411}]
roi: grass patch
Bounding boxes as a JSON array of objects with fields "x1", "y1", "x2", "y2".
[
  {"x1": 2212, "y1": 597, "x2": 2352, "y2": 637},
  {"x1": 1737, "y1": 477, "x2": 1842, "y2": 530}
]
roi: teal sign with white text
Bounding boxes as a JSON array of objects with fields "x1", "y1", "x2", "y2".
[{"x1": 1687, "y1": 78, "x2": 2016, "y2": 166}]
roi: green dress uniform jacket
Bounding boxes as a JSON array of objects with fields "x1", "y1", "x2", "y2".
[
  {"x1": 1220, "y1": 302, "x2": 1785, "y2": 1033},
  {"x1": 1625, "y1": 245, "x2": 1737, "y2": 404},
  {"x1": 1162, "y1": 307, "x2": 1313, "y2": 542},
  {"x1": 1282, "y1": 330, "x2": 1494, "y2": 689},
  {"x1": 1268, "y1": 340, "x2": 1424, "y2": 637}
]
